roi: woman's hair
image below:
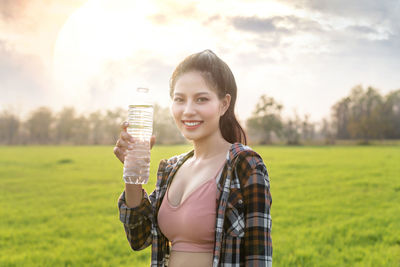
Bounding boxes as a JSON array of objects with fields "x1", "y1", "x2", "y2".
[{"x1": 169, "y1": 49, "x2": 247, "y2": 145}]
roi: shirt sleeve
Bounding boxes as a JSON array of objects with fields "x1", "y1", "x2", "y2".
[
  {"x1": 118, "y1": 159, "x2": 168, "y2": 251},
  {"x1": 236, "y1": 151, "x2": 273, "y2": 266},
  {"x1": 118, "y1": 189, "x2": 154, "y2": 251}
]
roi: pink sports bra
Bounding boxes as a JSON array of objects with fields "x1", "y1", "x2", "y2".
[{"x1": 157, "y1": 165, "x2": 224, "y2": 253}]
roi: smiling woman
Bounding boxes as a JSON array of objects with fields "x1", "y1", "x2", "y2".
[{"x1": 115, "y1": 50, "x2": 272, "y2": 267}]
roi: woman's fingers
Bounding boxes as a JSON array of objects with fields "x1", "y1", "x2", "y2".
[
  {"x1": 115, "y1": 122, "x2": 156, "y2": 165},
  {"x1": 116, "y1": 138, "x2": 131, "y2": 149},
  {"x1": 120, "y1": 121, "x2": 155, "y2": 149},
  {"x1": 113, "y1": 146, "x2": 125, "y2": 163},
  {"x1": 120, "y1": 130, "x2": 134, "y2": 143},
  {"x1": 120, "y1": 121, "x2": 134, "y2": 142},
  {"x1": 115, "y1": 121, "x2": 128, "y2": 164},
  {"x1": 120, "y1": 121, "x2": 128, "y2": 131}
]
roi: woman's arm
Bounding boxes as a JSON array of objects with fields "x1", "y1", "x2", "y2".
[
  {"x1": 237, "y1": 152, "x2": 273, "y2": 266},
  {"x1": 118, "y1": 158, "x2": 168, "y2": 251},
  {"x1": 114, "y1": 121, "x2": 158, "y2": 250},
  {"x1": 118, "y1": 188, "x2": 154, "y2": 251},
  {"x1": 124, "y1": 184, "x2": 144, "y2": 208}
]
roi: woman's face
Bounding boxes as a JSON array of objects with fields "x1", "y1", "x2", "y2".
[{"x1": 170, "y1": 71, "x2": 230, "y2": 142}]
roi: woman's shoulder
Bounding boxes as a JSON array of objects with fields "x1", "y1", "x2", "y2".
[
  {"x1": 157, "y1": 149, "x2": 194, "y2": 173},
  {"x1": 155, "y1": 150, "x2": 193, "y2": 186},
  {"x1": 229, "y1": 143, "x2": 264, "y2": 168},
  {"x1": 229, "y1": 143, "x2": 269, "y2": 188}
]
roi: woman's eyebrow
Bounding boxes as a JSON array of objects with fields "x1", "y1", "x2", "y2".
[
  {"x1": 173, "y1": 92, "x2": 210, "y2": 96},
  {"x1": 195, "y1": 92, "x2": 210, "y2": 96}
]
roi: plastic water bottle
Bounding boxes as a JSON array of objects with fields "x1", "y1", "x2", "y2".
[{"x1": 123, "y1": 87, "x2": 153, "y2": 184}]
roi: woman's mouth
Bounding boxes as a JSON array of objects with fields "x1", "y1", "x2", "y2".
[{"x1": 182, "y1": 120, "x2": 203, "y2": 129}]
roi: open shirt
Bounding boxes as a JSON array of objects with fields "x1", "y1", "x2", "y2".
[{"x1": 118, "y1": 143, "x2": 272, "y2": 266}]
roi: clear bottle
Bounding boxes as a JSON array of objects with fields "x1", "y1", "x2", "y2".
[{"x1": 123, "y1": 87, "x2": 153, "y2": 184}]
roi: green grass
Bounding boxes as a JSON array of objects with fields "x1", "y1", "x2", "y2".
[{"x1": 0, "y1": 145, "x2": 399, "y2": 266}]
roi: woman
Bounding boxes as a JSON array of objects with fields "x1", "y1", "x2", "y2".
[{"x1": 114, "y1": 50, "x2": 272, "y2": 267}]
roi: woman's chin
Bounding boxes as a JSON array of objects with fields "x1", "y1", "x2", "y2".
[{"x1": 180, "y1": 132, "x2": 199, "y2": 142}]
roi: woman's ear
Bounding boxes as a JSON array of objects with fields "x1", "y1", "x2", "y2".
[{"x1": 220, "y1": 94, "x2": 231, "y2": 116}]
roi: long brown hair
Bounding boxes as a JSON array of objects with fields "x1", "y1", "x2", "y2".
[{"x1": 169, "y1": 50, "x2": 247, "y2": 145}]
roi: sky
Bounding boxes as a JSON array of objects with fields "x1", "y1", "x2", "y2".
[{"x1": 1, "y1": 0, "x2": 400, "y2": 123}]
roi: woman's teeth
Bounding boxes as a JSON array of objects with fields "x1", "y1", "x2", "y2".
[{"x1": 184, "y1": 121, "x2": 201, "y2": 126}]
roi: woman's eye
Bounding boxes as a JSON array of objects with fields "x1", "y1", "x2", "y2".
[
  {"x1": 173, "y1": 97, "x2": 183, "y2": 102},
  {"x1": 197, "y1": 97, "x2": 208, "y2": 103}
]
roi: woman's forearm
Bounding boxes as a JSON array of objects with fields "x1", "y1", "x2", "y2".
[{"x1": 124, "y1": 184, "x2": 143, "y2": 208}]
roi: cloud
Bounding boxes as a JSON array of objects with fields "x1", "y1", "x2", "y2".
[
  {"x1": 279, "y1": 0, "x2": 397, "y2": 20},
  {"x1": 203, "y1": 15, "x2": 221, "y2": 25},
  {"x1": 226, "y1": 15, "x2": 326, "y2": 57},
  {"x1": 279, "y1": 0, "x2": 400, "y2": 40},
  {"x1": 346, "y1": 25, "x2": 378, "y2": 35},
  {"x1": 0, "y1": 40, "x2": 41, "y2": 90},
  {"x1": 73, "y1": 55, "x2": 175, "y2": 113},
  {"x1": 230, "y1": 15, "x2": 323, "y2": 34},
  {"x1": 148, "y1": 14, "x2": 168, "y2": 25},
  {"x1": 231, "y1": 16, "x2": 279, "y2": 33},
  {"x1": 149, "y1": 0, "x2": 199, "y2": 24},
  {"x1": 0, "y1": 0, "x2": 29, "y2": 20},
  {"x1": 0, "y1": 40, "x2": 48, "y2": 115}
]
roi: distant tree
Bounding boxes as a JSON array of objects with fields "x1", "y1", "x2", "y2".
[
  {"x1": 381, "y1": 89, "x2": 400, "y2": 138},
  {"x1": 88, "y1": 111, "x2": 106, "y2": 145},
  {"x1": 319, "y1": 118, "x2": 336, "y2": 144},
  {"x1": 301, "y1": 114, "x2": 315, "y2": 141},
  {"x1": 54, "y1": 107, "x2": 77, "y2": 144},
  {"x1": 25, "y1": 107, "x2": 53, "y2": 144},
  {"x1": 332, "y1": 96, "x2": 351, "y2": 139},
  {"x1": 329, "y1": 85, "x2": 399, "y2": 141},
  {"x1": 72, "y1": 115, "x2": 90, "y2": 145},
  {"x1": 347, "y1": 86, "x2": 384, "y2": 142},
  {"x1": 282, "y1": 112, "x2": 301, "y2": 145},
  {"x1": 104, "y1": 108, "x2": 126, "y2": 145},
  {"x1": 0, "y1": 111, "x2": 20, "y2": 144},
  {"x1": 246, "y1": 95, "x2": 283, "y2": 144}
]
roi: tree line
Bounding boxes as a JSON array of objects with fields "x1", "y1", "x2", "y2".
[
  {"x1": 0, "y1": 104, "x2": 185, "y2": 145},
  {"x1": 1, "y1": 85, "x2": 399, "y2": 145},
  {"x1": 246, "y1": 85, "x2": 400, "y2": 144}
]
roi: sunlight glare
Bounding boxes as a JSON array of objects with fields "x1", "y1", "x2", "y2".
[{"x1": 53, "y1": 0, "x2": 159, "y2": 111}]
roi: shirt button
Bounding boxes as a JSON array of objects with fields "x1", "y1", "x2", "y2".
[{"x1": 238, "y1": 199, "x2": 243, "y2": 204}]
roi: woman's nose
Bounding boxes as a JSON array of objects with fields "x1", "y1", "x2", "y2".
[{"x1": 183, "y1": 101, "x2": 196, "y2": 115}]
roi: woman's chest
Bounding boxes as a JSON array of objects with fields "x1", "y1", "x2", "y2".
[{"x1": 167, "y1": 164, "x2": 220, "y2": 207}]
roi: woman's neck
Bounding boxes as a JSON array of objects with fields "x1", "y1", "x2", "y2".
[{"x1": 191, "y1": 132, "x2": 232, "y2": 162}]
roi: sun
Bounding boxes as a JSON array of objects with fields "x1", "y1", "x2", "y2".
[
  {"x1": 52, "y1": 0, "x2": 232, "y2": 114},
  {"x1": 52, "y1": 0, "x2": 164, "y2": 111}
]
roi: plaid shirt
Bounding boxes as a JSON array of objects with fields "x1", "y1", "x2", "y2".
[{"x1": 118, "y1": 143, "x2": 272, "y2": 266}]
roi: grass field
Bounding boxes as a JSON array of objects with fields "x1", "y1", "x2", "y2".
[{"x1": 1, "y1": 145, "x2": 399, "y2": 266}]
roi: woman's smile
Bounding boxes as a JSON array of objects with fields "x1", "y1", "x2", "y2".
[{"x1": 182, "y1": 120, "x2": 203, "y2": 130}]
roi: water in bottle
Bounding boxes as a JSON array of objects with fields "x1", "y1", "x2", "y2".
[{"x1": 123, "y1": 88, "x2": 153, "y2": 184}]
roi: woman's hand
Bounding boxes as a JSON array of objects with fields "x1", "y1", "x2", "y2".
[{"x1": 113, "y1": 121, "x2": 156, "y2": 164}]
